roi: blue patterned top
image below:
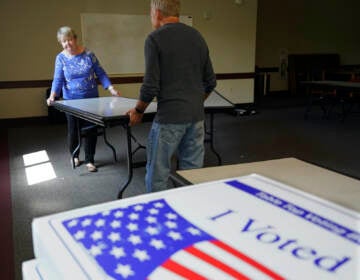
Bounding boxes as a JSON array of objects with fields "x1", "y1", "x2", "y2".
[{"x1": 51, "y1": 49, "x2": 111, "y2": 100}]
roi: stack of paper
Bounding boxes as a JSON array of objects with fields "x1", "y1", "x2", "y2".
[{"x1": 24, "y1": 174, "x2": 359, "y2": 279}]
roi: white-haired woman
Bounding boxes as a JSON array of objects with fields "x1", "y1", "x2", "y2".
[{"x1": 47, "y1": 26, "x2": 120, "y2": 172}]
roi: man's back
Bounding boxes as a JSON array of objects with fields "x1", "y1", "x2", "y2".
[{"x1": 140, "y1": 22, "x2": 216, "y2": 123}]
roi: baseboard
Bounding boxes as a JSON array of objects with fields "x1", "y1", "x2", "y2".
[{"x1": 0, "y1": 116, "x2": 50, "y2": 128}]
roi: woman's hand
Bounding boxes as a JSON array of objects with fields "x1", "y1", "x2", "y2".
[
  {"x1": 46, "y1": 93, "x2": 56, "y2": 106},
  {"x1": 108, "y1": 86, "x2": 121, "y2": 97}
]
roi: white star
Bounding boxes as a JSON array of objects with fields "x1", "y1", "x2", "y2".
[
  {"x1": 108, "y1": 232, "x2": 121, "y2": 242},
  {"x1": 114, "y1": 210, "x2": 124, "y2": 218},
  {"x1": 165, "y1": 212, "x2": 178, "y2": 220},
  {"x1": 110, "y1": 246, "x2": 126, "y2": 259},
  {"x1": 150, "y1": 238, "x2": 166, "y2": 250},
  {"x1": 128, "y1": 234, "x2": 142, "y2": 245},
  {"x1": 89, "y1": 245, "x2": 102, "y2": 256},
  {"x1": 114, "y1": 264, "x2": 134, "y2": 278},
  {"x1": 102, "y1": 210, "x2": 111, "y2": 216},
  {"x1": 74, "y1": 230, "x2": 86, "y2": 240},
  {"x1": 148, "y1": 208, "x2": 159, "y2": 215},
  {"x1": 145, "y1": 226, "x2": 159, "y2": 235},
  {"x1": 126, "y1": 223, "x2": 138, "y2": 231},
  {"x1": 95, "y1": 219, "x2": 106, "y2": 227},
  {"x1": 91, "y1": 230, "x2": 103, "y2": 241},
  {"x1": 133, "y1": 204, "x2": 144, "y2": 211},
  {"x1": 81, "y1": 218, "x2": 92, "y2": 227},
  {"x1": 110, "y1": 220, "x2": 121, "y2": 229},
  {"x1": 165, "y1": 221, "x2": 177, "y2": 229},
  {"x1": 154, "y1": 202, "x2": 164, "y2": 208},
  {"x1": 133, "y1": 249, "x2": 150, "y2": 262},
  {"x1": 145, "y1": 216, "x2": 157, "y2": 223},
  {"x1": 168, "y1": 231, "x2": 182, "y2": 241},
  {"x1": 187, "y1": 227, "x2": 202, "y2": 235},
  {"x1": 68, "y1": 219, "x2": 78, "y2": 227},
  {"x1": 128, "y1": 213, "x2": 139, "y2": 220}
]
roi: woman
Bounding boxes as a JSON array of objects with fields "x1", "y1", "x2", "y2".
[{"x1": 47, "y1": 26, "x2": 120, "y2": 172}]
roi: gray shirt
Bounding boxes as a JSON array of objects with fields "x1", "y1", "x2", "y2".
[{"x1": 140, "y1": 22, "x2": 216, "y2": 124}]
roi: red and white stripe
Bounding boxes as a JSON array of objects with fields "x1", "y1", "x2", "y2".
[{"x1": 148, "y1": 240, "x2": 284, "y2": 280}]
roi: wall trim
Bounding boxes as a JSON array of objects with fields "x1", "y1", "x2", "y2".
[{"x1": 0, "y1": 73, "x2": 255, "y2": 90}]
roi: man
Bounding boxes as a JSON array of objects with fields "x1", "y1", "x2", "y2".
[{"x1": 127, "y1": 0, "x2": 216, "y2": 192}]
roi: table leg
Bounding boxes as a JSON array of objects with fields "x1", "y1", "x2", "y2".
[
  {"x1": 102, "y1": 127, "x2": 117, "y2": 162},
  {"x1": 205, "y1": 113, "x2": 222, "y2": 165},
  {"x1": 117, "y1": 124, "x2": 134, "y2": 199},
  {"x1": 71, "y1": 118, "x2": 81, "y2": 169},
  {"x1": 130, "y1": 132, "x2": 146, "y2": 157}
]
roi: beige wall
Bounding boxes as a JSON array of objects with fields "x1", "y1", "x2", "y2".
[
  {"x1": 256, "y1": 0, "x2": 360, "y2": 91},
  {"x1": 2, "y1": 0, "x2": 360, "y2": 118},
  {"x1": 0, "y1": 0, "x2": 258, "y2": 119}
]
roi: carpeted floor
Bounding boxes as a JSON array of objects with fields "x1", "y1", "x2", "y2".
[{"x1": 5, "y1": 102, "x2": 360, "y2": 279}]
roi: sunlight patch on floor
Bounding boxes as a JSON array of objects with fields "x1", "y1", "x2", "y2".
[{"x1": 23, "y1": 150, "x2": 57, "y2": 185}]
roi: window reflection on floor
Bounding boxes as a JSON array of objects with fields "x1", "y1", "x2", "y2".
[{"x1": 23, "y1": 150, "x2": 56, "y2": 185}]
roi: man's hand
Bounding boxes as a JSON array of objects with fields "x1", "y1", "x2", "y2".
[{"x1": 126, "y1": 108, "x2": 144, "y2": 126}]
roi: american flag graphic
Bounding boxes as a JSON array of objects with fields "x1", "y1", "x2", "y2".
[{"x1": 63, "y1": 199, "x2": 283, "y2": 279}]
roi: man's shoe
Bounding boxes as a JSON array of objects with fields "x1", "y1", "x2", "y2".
[{"x1": 86, "y1": 163, "x2": 97, "y2": 172}]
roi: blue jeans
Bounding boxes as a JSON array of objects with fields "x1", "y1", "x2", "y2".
[{"x1": 145, "y1": 121, "x2": 205, "y2": 192}]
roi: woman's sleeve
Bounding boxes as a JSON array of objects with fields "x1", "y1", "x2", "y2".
[
  {"x1": 50, "y1": 55, "x2": 65, "y2": 96},
  {"x1": 91, "y1": 52, "x2": 112, "y2": 89}
]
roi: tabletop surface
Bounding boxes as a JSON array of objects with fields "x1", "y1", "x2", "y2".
[
  {"x1": 54, "y1": 90, "x2": 234, "y2": 120},
  {"x1": 177, "y1": 157, "x2": 360, "y2": 212},
  {"x1": 54, "y1": 97, "x2": 156, "y2": 119}
]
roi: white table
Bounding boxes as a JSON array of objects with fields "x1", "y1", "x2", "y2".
[
  {"x1": 53, "y1": 91, "x2": 234, "y2": 198},
  {"x1": 22, "y1": 260, "x2": 42, "y2": 280},
  {"x1": 176, "y1": 157, "x2": 360, "y2": 212}
]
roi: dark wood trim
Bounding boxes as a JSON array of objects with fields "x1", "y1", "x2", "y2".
[
  {"x1": 216, "y1": 72, "x2": 255, "y2": 79},
  {"x1": 0, "y1": 72, "x2": 255, "y2": 90},
  {"x1": 0, "y1": 116, "x2": 49, "y2": 128},
  {"x1": 256, "y1": 67, "x2": 279, "y2": 73},
  {"x1": 110, "y1": 76, "x2": 144, "y2": 84},
  {"x1": 0, "y1": 80, "x2": 52, "y2": 89}
]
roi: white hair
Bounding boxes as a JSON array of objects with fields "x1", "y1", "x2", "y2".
[
  {"x1": 151, "y1": 0, "x2": 180, "y2": 17},
  {"x1": 57, "y1": 26, "x2": 77, "y2": 42}
]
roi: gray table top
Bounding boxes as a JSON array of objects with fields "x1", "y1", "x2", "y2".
[
  {"x1": 55, "y1": 97, "x2": 156, "y2": 120},
  {"x1": 302, "y1": 80, "x2": 360, "y2": 89},
  {"x1": 53, "y1": 91, "x2": 234, "y2": 124}
]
